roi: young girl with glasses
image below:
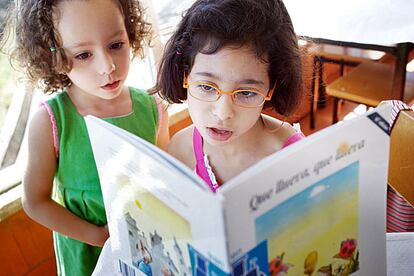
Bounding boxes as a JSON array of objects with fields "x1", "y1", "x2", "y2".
[
  {"x1": 2, "y1": 0, "x2": 169, "y2": 275},
  {"x1": 154, "y1": 0, "x2": 305, "y2": 192}
]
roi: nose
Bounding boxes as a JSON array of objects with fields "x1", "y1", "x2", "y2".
[
  {"x1": 212, "y1": 95, "x2": 234, "y2": 121},
  {"x1": 98, "y1": 51, "x2": 115, "y2": 76}
]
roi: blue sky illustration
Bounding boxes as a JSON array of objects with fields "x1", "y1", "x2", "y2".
[{"x1": 256, "y1": 161, "x2": 359, "y2": 241}]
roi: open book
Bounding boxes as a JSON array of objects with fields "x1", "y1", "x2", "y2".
[{"x1": 86, "y1": 104, "x2": 392, "y2": 276}]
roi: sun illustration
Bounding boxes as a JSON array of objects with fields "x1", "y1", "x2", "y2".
[{"x1": 338, "y1": 142, "x2": 350, "y2": 154}]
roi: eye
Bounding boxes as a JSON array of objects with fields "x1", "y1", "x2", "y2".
[
  {"x1": 75, "y1": 52, "x2": 92, "y2": 60},
  {"x1": 197, "y1": 84, "x2": 217, "y2": 93},
  {"x1": 109, "y1": 42, "x2": 124, "y2": 50},
  {"x1": 236, "y1": 90, "x2": 259, "y2": 97},
  {"x1": 234, "y1": 90, "x2": 264, "y2": 106}
]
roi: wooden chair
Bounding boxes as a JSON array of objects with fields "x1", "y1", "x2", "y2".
[
  {"x1": 389, "y1": 109, "x2": 414, "y2": 207},
  {"x1": 326, "y1": 61, "x2": 414, "y2": 123},
  {"x1": 307, "y1": 43, "x2": 385, "y2": 129}
]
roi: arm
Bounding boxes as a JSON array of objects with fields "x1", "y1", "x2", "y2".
[
  {"x1": 22, "y1": 107, "x2": 108, "y2": 247},
  {"x1": 155, "y1": 99, "x2": 170, "y2": 151}
]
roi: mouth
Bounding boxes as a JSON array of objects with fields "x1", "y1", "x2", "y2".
[
  {"x1": 206, "y1": 127, "x2": 233, "y2": 141},
  {"x1": 101, "y1": 80, "x2": 121, "y2": 91}
]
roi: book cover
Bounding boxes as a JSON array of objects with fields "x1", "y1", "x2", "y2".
[{"x1": 87, "y1": 104, "x2": 391, "y2": 276}]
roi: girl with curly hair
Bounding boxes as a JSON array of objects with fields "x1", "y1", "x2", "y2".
[{"x1": 3, "y1": 0, "x2": 169, "y2": 275}]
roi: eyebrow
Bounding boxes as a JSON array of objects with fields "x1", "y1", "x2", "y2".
[
  {"x1": 66, "y1": 30, "x2": 126, "y2": 49},
  {"x1": 193, "y1": 72, "x2": 265, "y2": 85}
]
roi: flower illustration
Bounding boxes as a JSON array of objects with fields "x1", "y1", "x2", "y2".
[{"x1": 333, "y1": 239, "x2": 357, "y2": 260}]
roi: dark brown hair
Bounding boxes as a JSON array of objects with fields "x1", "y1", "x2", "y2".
[
  {"x1": 153, "y1": 0, "x2": 303, "y2": 116},
  {"x1": 2, "y1": 0, "x2": 152, "y2": 94}
]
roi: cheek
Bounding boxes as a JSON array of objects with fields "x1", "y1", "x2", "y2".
[
  {"x1": 66, "y1": 70, "x2": 82, "y2": 83},
  {"x1": 238, "y1": 108, "x2": 263, "y2": 128},
  {"x1": 115, "y1": 55, "x2": 131, "y2": 78},
  {"x1": 67, "y1": 61, "x2": 90, "y2": 76},
  {"x1": 188, "y1": 97, "x2": 208, "y2": 122},
  {"x1": 67, "y1": 68, "x2": 92, "y2": 81},
  {"x1": 117, "y1": 51, "x2": 131, "y2": 65},
  {"x1": 188, "y1": 99, "x2": 200, "y2": 116},
  {"x1": 117, "y1": 50, "x2": 130, "y2": 68}
]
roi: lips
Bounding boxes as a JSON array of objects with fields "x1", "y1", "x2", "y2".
[
  {"x1": 101, "y1": 80, "x2": 120, "y2": 90},
  {"x1": 206, "y1": 127, "x2": 233, "y2": 141}
]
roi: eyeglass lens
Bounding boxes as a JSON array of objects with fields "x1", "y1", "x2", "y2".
[{"x1": 189, "y1": 83, "x2": 265, "y2": 107}]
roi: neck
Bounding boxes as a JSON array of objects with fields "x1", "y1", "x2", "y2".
[{"x1": 67, "y1": 86, "x2": 130, "y2": 117}]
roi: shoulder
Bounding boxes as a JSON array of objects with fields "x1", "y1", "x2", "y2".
[
  {"x1": 262, "y1": 114, "x2": 297, "y2": 138},
  {"x1": 129, "y1": 87, "x2": 154, "y2": 104},
  {"x1": 128, "y1": 86, "x2": 147, "y2": 95},
  {"x1": 128, "y1": 86, "x2": 158, "y2": 116},
  {"x1": 45, "y1": 91, "x2": 68, "y2": 104},
  {"x1": 167, "y1": 124, "x2": 195, "y2": 168},
  {"x1": 42, "y1": 91, "x2": 71, "y2": 121},
  {"x1": 27, "y1": 105, "x2": 56, "y2": 154},
  {"x1": 261, "y1": 114, "x2": 305, "y2": 149},
  {"x1": 129, "y1": 87, "x2": 156, "y2": 101},
  {"x1": 30, "y1": 105, "x2": 54, "y2": 131},
  {"x1": 129, "y1": 87, "x2": 162, "y2": 112}
]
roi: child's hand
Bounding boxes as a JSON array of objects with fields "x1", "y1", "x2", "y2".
[{"x1": 89, "y1": 224, "x2": 109, "y2": 247}]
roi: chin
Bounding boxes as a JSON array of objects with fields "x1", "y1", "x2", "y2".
[
  {"x1": 100, "y1": 87, "x2": 125, "y2": 99},
  {"x1": 204, "y1": 134, "x2": 234, "y2": 146}
]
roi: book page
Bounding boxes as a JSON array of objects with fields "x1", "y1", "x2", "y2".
[
  {"x1": 220, "y1": 104, "x2": 391, "y2": 275},
  {"x1": 86, "y1": 116, "x2": 230, "y2": 275}
]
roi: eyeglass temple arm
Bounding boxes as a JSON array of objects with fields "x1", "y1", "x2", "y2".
[
  {"x1": 183, "y1": 72, "x2": 189, "y2": 88},
  {"x1": 265, "y1": 82, "x2": 277, "y2": 101}
]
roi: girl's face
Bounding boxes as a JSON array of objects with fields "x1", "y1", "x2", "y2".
[
  {"x1": 55, "y1": 0, "x2": 130, "y2": 100},
  {"x1": 187, "y1": 45, "x2": 271, "y2": 146}
]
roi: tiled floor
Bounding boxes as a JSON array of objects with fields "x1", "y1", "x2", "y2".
[{"x1": 0, "y1": 211, "x2": 56, "y2": 276}]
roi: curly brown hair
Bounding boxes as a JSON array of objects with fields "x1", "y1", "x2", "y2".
[
  {"x1": 153, "y1": 0, "x2": 303, "y2": 116},
  {"x1": 2, "y1": 0, "x2": 152, "y2": 94}
]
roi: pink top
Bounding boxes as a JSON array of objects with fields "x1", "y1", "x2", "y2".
[{"x1": 193, "y1": 127, "x2": 305, "y2": 192}]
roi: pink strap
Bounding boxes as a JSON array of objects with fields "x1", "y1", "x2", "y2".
[
  {"x1": 281, "y1": 132, "x2": 305, "y2": 149},
  {"x1": 154, "y1": 95, "x2": 163, "y2": 138},
  {"x1": 193, "y1": 128, "x2": 217, "y2": 192},
  {"x1": 40, "y1": 102, "x2": 59, "y2": 158},
  {"x1": 193, "y1": 128, "x2": 304, "y2": 192}
]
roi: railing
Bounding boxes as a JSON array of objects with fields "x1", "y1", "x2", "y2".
[{"x1": 0, "y1": 85, "x2": 34, "y2": 221}]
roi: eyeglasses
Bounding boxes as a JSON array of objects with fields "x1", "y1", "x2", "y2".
[{"x1": 183, "y1": 75, "x2": 275, "y2": 108}]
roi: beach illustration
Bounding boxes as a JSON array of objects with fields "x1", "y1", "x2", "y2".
[{"x1": 256, "y1": 162, "x2": 360, "y2": 275}]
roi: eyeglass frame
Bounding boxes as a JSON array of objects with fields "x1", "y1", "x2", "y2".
[{"x1": 183, "y1": 73, "x2": 276, "y2": 108}]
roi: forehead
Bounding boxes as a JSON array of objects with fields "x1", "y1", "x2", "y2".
[
  {"x1": 54, "y1": 0, "x2": 125, "y2": 46},
  {"x1": 190, "y1": 45, "x2": 269, "y2": 84}
]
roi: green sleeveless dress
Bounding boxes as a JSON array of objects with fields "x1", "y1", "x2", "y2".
[{"x1": 47, "y1": 88, "x2": 158, "y2": 276}]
